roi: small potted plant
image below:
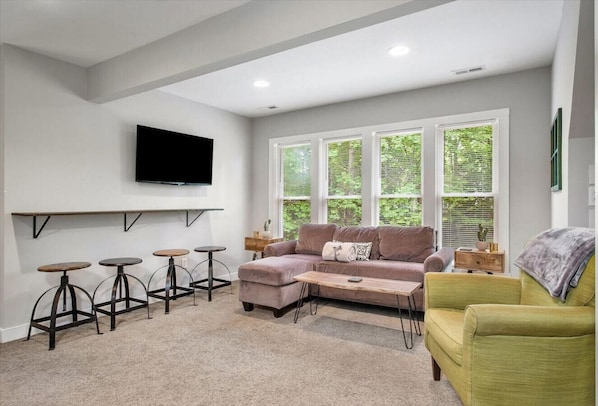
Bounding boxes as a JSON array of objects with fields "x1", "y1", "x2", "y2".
[
  {"x1": 476, "y1": 224, "x2": 489, "y2": 251},
  {"x1": 262, "y1": 219, "x2": 272, "y2": 239}
]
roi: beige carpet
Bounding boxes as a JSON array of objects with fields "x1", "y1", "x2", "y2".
[{"x1": 0, "y1": 282, "x2": 462, "y2": 405}]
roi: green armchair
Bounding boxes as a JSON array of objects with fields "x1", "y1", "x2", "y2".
[{"x1": 424, "y1": 255, "x2": 595, "y2": 406}]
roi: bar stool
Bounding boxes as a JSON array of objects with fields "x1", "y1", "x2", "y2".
[
  {"x1": 93, "y1": 257, "x2": 151, "y2": 331},
  {"x1": 190, "y1": 246, "x2": 233, "y2": 301},
  {"x1": 27, "y1": 262, "x2": 101, "y2": 350},
  {"x1": 147, "y1": 249, "x2": 196, "y2": 314}
]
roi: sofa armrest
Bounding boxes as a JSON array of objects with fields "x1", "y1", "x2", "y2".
[
  {"x1": 264, "y1": 240, "x2": 297, "y2": 257},
  {"x1": 423, "y1": 247, "x2": 454, "y2": 273},
  {"x1": 464, "y1": 304, "x2": 595, "y2": 337},
  {"x1": 425, "y1": 273, "x2": 521, "y2": 310}
]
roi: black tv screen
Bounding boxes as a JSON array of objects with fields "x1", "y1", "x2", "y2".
[{"x1": 135, "y1": 125, "x2": 213, "y2": 185}]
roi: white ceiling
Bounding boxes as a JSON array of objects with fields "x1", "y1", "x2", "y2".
[
  {"x1": 0, "y1": 0, "x2": 564, "y2": 118},
  {"x1": 0, "y1": 0, "x2": 251, "y2": 67}
]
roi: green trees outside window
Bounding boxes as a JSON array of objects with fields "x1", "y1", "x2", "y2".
[
  {"x1": 282, "y1": 144, "x2": 311, "y2": 240},
  {"x1": 327, "y1": 139, "x2": 362, "y2": 226},
  {"x1": 379, "y1": 131, "x2": 422, "y2": 225},
  {"x1": 278, "y1": 119, "x2": 498, "y2": 247},
  {"x1": 441, "y1": 125, "x2": 495, "y2": 248}
]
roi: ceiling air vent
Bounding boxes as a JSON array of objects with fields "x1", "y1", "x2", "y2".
[{"x1": 452, "y1": 65, "x2": 485, "y2": 76}]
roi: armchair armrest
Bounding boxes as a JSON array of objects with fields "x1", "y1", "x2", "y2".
[
  {"x1": 264, "y1": 240, "x2": 297, "y2": 257},
  {"x1": 465, "y1": 304, "x2": 596, "y2": 337},
  {"x1": 461, "y1": 304, "x2": 595, "y2": 405},
  {"x1": 425, "y1": 273, "x2": 521, "y2": 310},
  {"x1": 424, "y1": 247, "x2": 455, "y2": 273}
]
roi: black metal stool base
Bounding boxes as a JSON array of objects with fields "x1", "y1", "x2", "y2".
[
  {"x1": 190, "y1": 278, "x2": 232, "y2": 295},
  {"x1": 147, "y1": 286, "x2": 195, "y2": 313},
  {"x1": 94, "y1": 297, "x2": 149, "y2": 330},
  {"x1": 27, "y1": 271, "x2": 101, "y2": 350},
  {"x1": 93, "y1": 263, "x2": 151, "y2": 331},
  {"x1": 191, "y1": 248, "x2": 233, "y2": 302},
  {"x1": 147, "y1": 256, "x2": 196, "y2": 314}
]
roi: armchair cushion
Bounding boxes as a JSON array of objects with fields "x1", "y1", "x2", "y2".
[{"x1": 425, "y1": 309, "x2": 464, "y2": 365}]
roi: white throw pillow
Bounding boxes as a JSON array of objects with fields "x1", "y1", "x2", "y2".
[{"x1": 322, "y1": 241, "x2": 357, "y2": 262}]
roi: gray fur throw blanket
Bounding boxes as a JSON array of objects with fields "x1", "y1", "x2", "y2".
[{"x1": 514, "y1": 227, "x2": 594, "y2": 301}]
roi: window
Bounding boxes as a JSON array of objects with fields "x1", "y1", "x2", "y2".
[
  {"x1": 439, "y1": 123, "x2": 496, "y2": 248},
  {"x1": 280, "y1": 144, "x2": 311, "y2": 240},
  {"x1": 326, "y1": 138, "x2": 362, "y2": 226},
  {"x1": 269, "y1": 109, "x2": 508, "y2": 252},
  {"x1": 377, "y1": 130, "x2": 422, "y2": 225}
]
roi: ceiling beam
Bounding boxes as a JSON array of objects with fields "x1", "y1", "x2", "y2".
[{"x1": 87, "y1": 0, "x2": 453, "y2": 104}]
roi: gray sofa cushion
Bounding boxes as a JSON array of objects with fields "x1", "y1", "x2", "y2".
[
  {"x1": 378, "y1": 226, "x2": 434, "y2": 263},
  {"x1": 332, "y1": 226, "x2": 380, "y2": 259},
  {"x1": 238, "y1": 256, "x2": 316, "y2": 286},
  {"x1": 295, "y1": 223, "x2": 338, "y2": 255}
]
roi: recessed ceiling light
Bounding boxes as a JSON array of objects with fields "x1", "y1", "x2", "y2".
[
  {"x1": 388, "y1": 45, "x2": 410, "y2": 57},
  {"x1": 253, "y1": 80, "x2": 270, "y2": 88}
]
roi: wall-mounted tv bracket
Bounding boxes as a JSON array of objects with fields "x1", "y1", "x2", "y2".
[{"x1": 12, "y1": 208, "x2": 224, "y2": 239}]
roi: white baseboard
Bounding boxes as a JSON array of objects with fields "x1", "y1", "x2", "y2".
[
  {"x1": 1, "y1": 275, "x2": 239, "y2": 344},
  {"x1": 0, "y1": 323, "x2": 31, "y2": 344}
]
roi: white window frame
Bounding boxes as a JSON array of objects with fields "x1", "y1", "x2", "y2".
[
  {"x1": 268, "y1": 108, "x2": 509, "y2": 266},
  {"x1": 434, "y1": 111, "x2": 509, "y2": 259}
]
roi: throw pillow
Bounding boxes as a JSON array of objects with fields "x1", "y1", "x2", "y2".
[
  {"x1": 322, "y1": 241, "x2": 340, "y2": 261},
  {"x1": 322, "y1": 241, "x2": 357, "y2": 262},
  {"x1": 354, "y1": 242, "x2": 373, "y2": 261}
]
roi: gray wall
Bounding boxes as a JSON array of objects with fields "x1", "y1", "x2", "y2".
[
  {"x1": 0, "y1": 45, "x2": 252, "y2": 342},
  {"x1": 252, "y1": 67, "x2": 553, "y2": 273},
  {"x1": 552, "y1": 0, "x2": 595, "y2": 227}
]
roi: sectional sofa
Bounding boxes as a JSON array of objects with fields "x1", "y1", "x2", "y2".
[{"x1": 238, "y1": 223, "x2": 454, "y2": 317}]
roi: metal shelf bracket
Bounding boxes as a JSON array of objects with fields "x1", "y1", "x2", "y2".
[
  {"x1": 32, "y1": 215, "x2": 52, "y2": 239},
  {"x1": 124, "y1": 212, "x2": 143, "y2": 232},
  {"x1": 186, "y1": 210, "x2": 206, "y2": 227}
]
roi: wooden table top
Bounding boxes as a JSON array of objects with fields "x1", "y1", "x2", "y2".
[
  {"x1": 38, "y1": 262, "x2": 92, "y2": 272},
  {"x1": 294, "y1": 271, "x2": 421, "y2": 297},
  {"x1": 153, "y1": 249, "x2": 189, "y2": 257}
]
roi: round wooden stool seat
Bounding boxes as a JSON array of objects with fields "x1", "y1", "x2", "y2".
[
  {"x1": 153, "y1": 249, "x2": 189, "y2": 257},
  {"x1": 194, "y1": 246, "x2": 226, "y2": 253},
  {"x1": 99, "y1": 257, "x2": 142, "y2": 267},
  {"x1": 37, "y1": 262, "x2": 91, "y2": 273}
]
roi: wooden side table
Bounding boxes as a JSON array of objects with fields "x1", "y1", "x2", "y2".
[
  {"x1": 454, "y1": 249, "x2": 505, "y2": 274},
  {"x1": 245, "y1": 236, "x2": 283, "y2": 260}
]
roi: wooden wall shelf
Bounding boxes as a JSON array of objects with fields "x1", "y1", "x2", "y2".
[{"x1": 12, "y1": 208, "x2": 223, "y2": 238}]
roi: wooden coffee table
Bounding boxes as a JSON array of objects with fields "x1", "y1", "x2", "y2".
[{"x1": 293, "y1": 271, "x2": 422, "y2": 349}]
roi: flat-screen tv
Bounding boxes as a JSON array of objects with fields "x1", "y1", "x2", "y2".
[{"x1": 135, "y1": 125, "x2": 213, "y2": 185}]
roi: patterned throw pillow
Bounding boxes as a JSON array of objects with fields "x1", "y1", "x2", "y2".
[{"x1": 354, "y1": 242, "x2": 373, "y2": 261}]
